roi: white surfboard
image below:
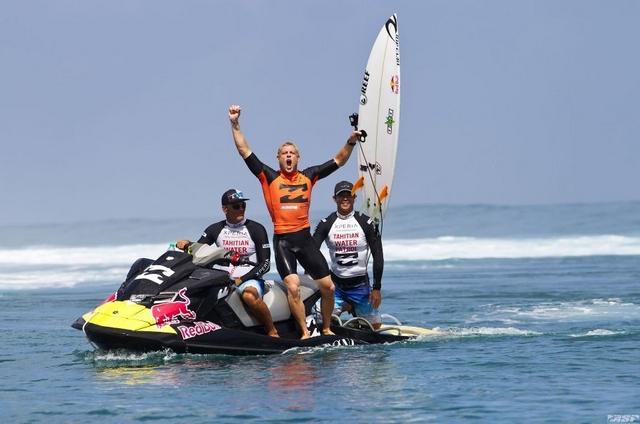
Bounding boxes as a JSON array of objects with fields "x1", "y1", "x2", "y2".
[{"x1": 355, "y1": 14, "x2": 400, "y2": 223}]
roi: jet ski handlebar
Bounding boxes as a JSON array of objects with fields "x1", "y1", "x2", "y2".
[{"x1": 228, "y1": 252, "x2": 257, "y2": 267}]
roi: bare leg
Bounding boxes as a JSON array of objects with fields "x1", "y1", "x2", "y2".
[
  {"x1": 241, "y1": 288, "x2": 279, "y2": 337},
  {"x1": 316, "y1": 275, "x2": 335, "y2": 336},
  {"x1": 283, "y1": 274, "x2": 310, "y2": 339}
]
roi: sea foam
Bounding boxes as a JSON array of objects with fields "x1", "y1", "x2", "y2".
[{"x1": 1, "y1": 235, "x2": 640, "y2": 290}]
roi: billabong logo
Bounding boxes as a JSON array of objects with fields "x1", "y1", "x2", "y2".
[
  {"x1": 279, "y1": 183, "x2": 308, "y2": 203},
  {"x1": 216, "y1": 286, "x2": 229, "y2": 300},
  {"x1": 133, "y1": 265, "x2": 175, "y2": 285},
  {"x1": 150, "y1": 288, "x2": 196, "y2": 328}
]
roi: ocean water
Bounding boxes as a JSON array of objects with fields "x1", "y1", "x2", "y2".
[{"x1": 1, "y1": 202, "x2": 639, "y2": 423}]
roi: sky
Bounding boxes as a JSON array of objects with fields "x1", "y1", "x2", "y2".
[{"x1": 1, "y1": 0, "x2": 639, "y2": 225}]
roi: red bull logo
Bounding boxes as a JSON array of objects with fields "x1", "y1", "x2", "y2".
[
  {"x1": 150, "y1": 288, "x2": 196, "y2": 328},
  {"x1": 177, "y1": 321, "x2": 222, "y2": 340},
  {"x1": 390, "y1": 75, "x2": 399, "y2": 94}
]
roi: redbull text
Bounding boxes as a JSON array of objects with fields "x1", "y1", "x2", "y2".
[{"x1": 177, "y1": 321, "x2": 222, "y2": 340}]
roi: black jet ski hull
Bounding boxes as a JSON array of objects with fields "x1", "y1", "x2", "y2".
[{"x1": 79, "y1": 319, "x2": 365, "y2": 355}]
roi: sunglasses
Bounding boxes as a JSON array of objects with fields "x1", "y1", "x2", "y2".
[
  {"x1": 335, "y1": 193, "x2": 354, "y2": 199},
  {"x1": 230, "y1": 202, "x2": 246, "y2": 210}
]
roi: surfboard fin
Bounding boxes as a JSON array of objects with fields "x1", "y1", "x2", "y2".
[
  {"x1": 378, "y1": 185, "x2": 389, "y2": 204},
  {"x1": 352, "y1": 176, "x2": 365, "y2": 195}
]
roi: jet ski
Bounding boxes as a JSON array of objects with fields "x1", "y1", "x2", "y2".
[{"x1": 72, "y1": 244, "x2": 433, "y2": 355}]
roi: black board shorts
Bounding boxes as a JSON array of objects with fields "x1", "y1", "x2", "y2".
[{"x1": 273, "y1": 228, "x2": 330, "y2": 280}]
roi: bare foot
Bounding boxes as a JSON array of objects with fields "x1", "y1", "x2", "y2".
[
  {"x1": 322, "y1": 328, "x2": 335, "y2": 336},
  {"x1": 267, "y1": 331, "x2": 280, "y2": 338},
  {"x1": 300, "y1": 331, "x2": 311, "y2": 340}
]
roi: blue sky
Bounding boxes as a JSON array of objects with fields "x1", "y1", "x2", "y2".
[{"x1": 1, "y1": 0, "x2": 639, "y2": 224}]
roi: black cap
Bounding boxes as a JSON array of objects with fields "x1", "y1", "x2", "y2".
[
  {"x1": 221, "y1": 189, "x2": 250, "y2": 205},
  {"x1": 334, "y1": 180, "x2": 354, "y2": 196}
]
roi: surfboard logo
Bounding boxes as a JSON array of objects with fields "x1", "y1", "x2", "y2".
[
  {"x1": 385, "y1": 15, "x2": 400, "y2": 66},
  {"x1": 385, "y1": 109, "x2": 395, "y2": 134},
  {"x1": 360, "y1": 162, "x2": 382, "y2": 175},
  {"x1": 390, "y1": 75, "x2": 399, "y2": 94},
  {"x1": 360, "y1": 70, "x2": 370, "y2": 105},
  {"x1": 385, "y1": 15, "x2": 397, "y2": 40}
]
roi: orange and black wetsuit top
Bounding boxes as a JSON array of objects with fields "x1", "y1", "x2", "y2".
[{"x1": 245, "y1": 152, "x2": 339, "y2": 235}]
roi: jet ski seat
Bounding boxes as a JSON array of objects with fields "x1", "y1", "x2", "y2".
[{"x1": 226, "y1": 274, "x2": 318, "y2": 327}]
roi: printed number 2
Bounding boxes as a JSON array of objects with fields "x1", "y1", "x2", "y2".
[{"x1": 336, "y1": 252, "x2": 358, "y2": 267}]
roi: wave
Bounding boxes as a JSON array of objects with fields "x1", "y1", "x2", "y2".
[
  {"x1": 1, "y1": 234, "x2": 640, "y2": 290},
  {"x1": 2, "y1": 234, "x2": 639, "y2": 267},
  {"x1": 0, "y1": 244, "x2": 166, "y2": 290},
  {"x1": 428, "y1": 326, "x2": 541, "y2": 338},
  {"x1": 569, "y1": 329, "x2": 626, "y2": 337},
  {"x1": 384, "y1": 235, "x2": 640, "y2": 260},
  {"x1": 470, "y1": 299, "x2": 640, "y2": 324},
  {"x1": 0, "y1": 244, "x2": 167, "y2": 266}
]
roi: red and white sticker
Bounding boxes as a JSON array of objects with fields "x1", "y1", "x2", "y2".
[{"x1": 177, "y1": 321, "x2": 222, "y2": 340}]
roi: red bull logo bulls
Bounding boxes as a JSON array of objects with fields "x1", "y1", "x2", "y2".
[
  {"x1": 390, "y1": 75, "x2": 399, "y2": 94},
  {"x1": 150, "y1": 288, "x2": 196, "y2": 328}
]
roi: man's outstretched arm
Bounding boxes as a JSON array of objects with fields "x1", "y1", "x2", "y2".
[
  {"x1": 333, "y1": 130, "x2": 361, "y2": 167},
  {"x1": 229, "y1": 104, "x2": 252, "y2": 159}
]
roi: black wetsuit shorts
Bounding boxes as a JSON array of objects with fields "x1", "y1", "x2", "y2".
[{"x1": 273, "y1": 228, "x2": 330, "y2": 280}]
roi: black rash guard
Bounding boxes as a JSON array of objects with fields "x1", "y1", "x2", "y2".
[
  {"x1": 312, "y1": 211, "x2": 384, "y2": 290},
  {"x1": 198, "y1": 219, "x2": 270, "y2": 284}
]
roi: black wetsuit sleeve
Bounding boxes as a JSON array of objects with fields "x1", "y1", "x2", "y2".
[
  {"x1": 240, "y1": 220, "x2": 271, "y2": 282},
  {"x1": 245, "y1": 152, "x2": 279, "y2": 182},
  {"x1": 356, "y1": 213, "x2": 384, "y2": 289},
  {"x1": 244, "y1": 152, "x2": 264, "y2": 176},
  {"x1": 303, "y1": 159, "x2": 340, "y2": 182},
  {"x1": 312, "y1": 213, "x2": 337, "y2": 249},
  {"x1": 197, "y1": 221, "x2": 225, "y2": 246}
]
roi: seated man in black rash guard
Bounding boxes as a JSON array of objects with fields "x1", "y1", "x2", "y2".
[
  {"x1": 313, "y1": 181, "x2": 384, "y2": 329},
  {"x1": 176, "y1": 189, "x2": 278, "y2": 337}
]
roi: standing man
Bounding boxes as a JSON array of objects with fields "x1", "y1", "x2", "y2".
[
  {"x1": 313, "y1": 181, "x2": 384, "y2": 329},
  {"x1": 176, "y1": 188, "x2": 278, "y2": 337},
  {"x1": 228, "y1": 104, "x2": 360, "y2": 339}
]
